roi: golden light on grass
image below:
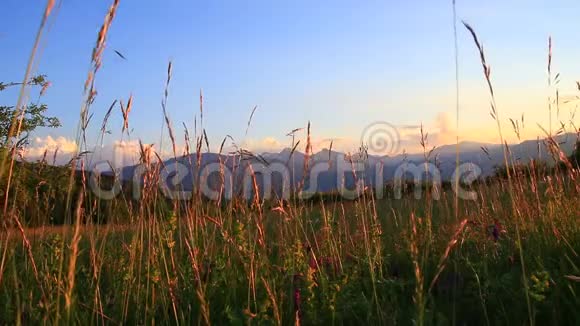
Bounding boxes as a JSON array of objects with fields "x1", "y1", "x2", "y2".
[{"x1": 0, "y1": 1, "x2": 579, "y2": 324}]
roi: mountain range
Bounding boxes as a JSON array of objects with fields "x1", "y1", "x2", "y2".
[{"x1": 114, "y1": 132, "x2": 578, "y2": 197}]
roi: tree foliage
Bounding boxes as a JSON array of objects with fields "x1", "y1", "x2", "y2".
[{"x1": 0, "y1": 75, "x2": 61, "y2": 147}]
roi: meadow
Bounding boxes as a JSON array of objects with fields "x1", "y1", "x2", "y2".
[
  {"x1": 1, "y1": 164, "x2": 579, "y2": 325},
  {"x1": 1, "y1": 1, "x2": 580, "y2": 325}
]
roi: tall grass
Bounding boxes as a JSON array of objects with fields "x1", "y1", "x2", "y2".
[{"x1": 0, "y1": 1, "x2": 579, "y2": 325}]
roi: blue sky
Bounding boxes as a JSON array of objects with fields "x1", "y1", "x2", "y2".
[{"x1": 2, "y1": 0, "x2": 580, "y2": 159}]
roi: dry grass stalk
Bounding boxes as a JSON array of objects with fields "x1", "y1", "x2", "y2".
[
  {"x1": 65, "y1": 190, "x2": 84, "y2": 311},
  {"x1": 409, "y1": 212, "x2": 424, "y2": 325},
  {"x1": 81, "y1": 0, "x2": 120, "y2": 145},
  {"x1": 121, "y1": 95, "x2": 133, "y2": 134},
  {"x1": 548, "y1": 36, "x2": 554, "y2": 135},
  {"x1": 44, "y1": 0, "x2": 55, "y2": 19},
  {"x1": 1, "y1": 0, "x2": 57, "y2": 218},
  {"x1": 163, "y1": 108, "x2": 176, "y2": 158},
  {"x1": 184, "y1": 240, "x2": 211, "y2": 325},
  {"x1": 463, "y1": 21, "x2": 533, "y2": 324},
  {"x1": 216, "y1": 135, "x2": 234, "y2": 208},
  {"x1": 12, "y1": 214, "x2": 45, "y2": 302},
  {"x1": 452, "y1": 0, "x2": 461, "y2": 222},
  {"x1": 428, "y1": 218, "x2": 468, "y2": 292},
  {"x1": 100, "y1": 99, "x2": 117, "y2": 133},
  {"x1": 92, "y1": 0, "x2": 120, "y2": 70},
  {"x1": 62, "y1": 3, "x2": 120, "y2": 317},
  {"x1": 297, "y1": 122, "x2": 312, "y2": 194},
  {"x1": 261, "y1": 276, "x2": 282, "y2": 326},
  {"x1": 245, "y1": 105, "x2": 258, "y2": 136},
  {"x1": 183, "y1": 122, "x2": 191, "y2": 156},
  {"x1": 248, "y1": 164, "x2": 266, "y2": 248},
  {"x1": 159, "y1": 61, "x2": 178, "y2": 161},
  {"x1": 286, "y1": 140, "x2": 301, "y2": 166}
]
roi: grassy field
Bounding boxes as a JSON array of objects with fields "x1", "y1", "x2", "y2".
[
  {"x1": 1, "y1": 0, "x2": 580, "y2": 325},
  {"x1": 1, "y1": 171, "x2": 579, "y2": 325}
]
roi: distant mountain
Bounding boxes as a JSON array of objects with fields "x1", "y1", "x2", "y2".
[
  {"x1": 432, "y1": 141, "x2": 500, "y2": 155},
  {"x1": 111, "y1": 133, "x2": 578, "y2": 198}
]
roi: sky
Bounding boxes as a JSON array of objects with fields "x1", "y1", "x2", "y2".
[{"x1": 1, "y1": 0, "x2": 580, "y2": 164}]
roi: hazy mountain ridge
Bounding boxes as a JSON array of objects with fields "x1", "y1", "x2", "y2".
[{"x1": 116, "y1": 133, "x2": 578, "y2": 195}]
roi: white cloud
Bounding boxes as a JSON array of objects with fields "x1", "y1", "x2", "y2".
[
  {"x1": 23, "y1": 137, "x2": 159, "y2": 167},
  {"x1": 94, "y1": 140, "x2": 181, "y2": 167},
  {"x1": 397, "y1": 111, "x2": 457, "y2": 153},
  {"x1": 236, "y1": 114, "x2": 460, "y2": 156},
  {"x1": 239, "y1": 137, "x2": 284, "y2": 153},
  {"x1": 238, "y1": 135, "x2": 361, "y2": 155},
  {"x1": 23, "y1": 136, "x2": 78, "y2": 165}
]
